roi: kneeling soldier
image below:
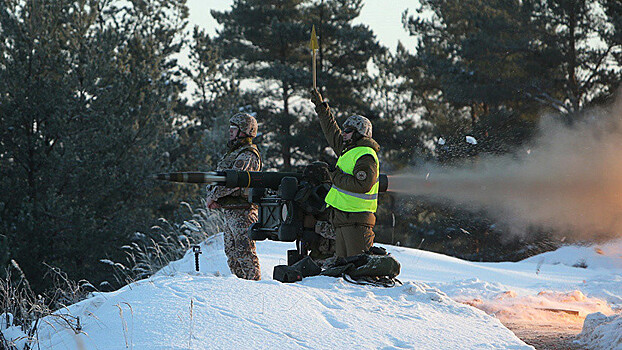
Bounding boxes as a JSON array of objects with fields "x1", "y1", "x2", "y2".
[{"x1": 311, "y1": 89, "x2": 380, "y2": 257}]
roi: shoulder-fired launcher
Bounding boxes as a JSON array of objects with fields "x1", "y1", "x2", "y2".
[{"x1": 154, "y1": 170, "x2": 389, "y2": 192}]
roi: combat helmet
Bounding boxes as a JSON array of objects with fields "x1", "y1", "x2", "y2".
[
  {"x1": 230, "y1": 113, "x2": 258, "y2": 138},
  {"x1": 343, "y1": 115, "x2": 372, "y2": 138}
]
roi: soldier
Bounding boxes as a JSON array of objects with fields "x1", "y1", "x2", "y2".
[
  {"x1": 310, "y1": 89, "x2": 381, "y2": 258},
  {"x1": 206, "y1": 113, "x2": 262, "y2": 280}
]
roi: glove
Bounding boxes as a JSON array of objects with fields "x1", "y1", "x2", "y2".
[{"x1": 311, "y1": 88, "x2": 323, "y2": 107}]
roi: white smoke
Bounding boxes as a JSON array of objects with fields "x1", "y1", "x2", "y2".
[{"x1": 390, "y1": 95, "x2": 622, "y2": 240}]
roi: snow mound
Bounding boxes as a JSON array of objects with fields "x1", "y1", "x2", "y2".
[
  {"x1": 1, "y1": 313, "x2": 29, "y2": 350},
  {"x1": 26, "y1": 234, "x2": 533, "y2": 350},
  {"x1": 32, "y1": 275, "x2": 533, "y2": 349},
  {"x1": 5, "y1": 235, "x2": 622, "y2": 349},
  {"x1": 522, "y1": 239, "x2": 622, "y2": 271},
  {"x1": 577, "y1": 312, "x2": 622, "y2": 350}
]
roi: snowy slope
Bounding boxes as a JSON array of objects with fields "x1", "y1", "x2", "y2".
[
  {"x1": 5, "y1": 236, "x2": 622, "y2": 349},
  {"x1": 26, "y1": 234, "x2": 532, "y2": 350},
  {"x1": 34, "y1": 275, "x2": 528, "y2": 349},
  {"x1": 522, "y1": 239, "x2": 622, "y2": 270}
]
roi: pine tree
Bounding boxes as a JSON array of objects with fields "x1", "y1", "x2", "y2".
[
  {"x1": 527, "y1": 0, "x2": 621, "y2": 113},
  {"x1": 405, "y1": 0, "x2": 621, "y2": 122},
  {"x1": 211, "y1": 0, "x2": 309, "y2": 170},
  {"x1": 401, "y1": 0, "x2": 620, "y2": 161},
  {"x1": 602, "y1": 0, "x2": 622, "y2": 98},
  {"x1": 0, "y1": 0, "x2": 189, "y2": 291},
  {"x1": 179, "y1": 26, "x2": 253, "y2": 173},
  {"x1": 212, "y1": 0, "x2": 386, "y2": 169},
  {"x1": 405, "y1": 0, "x2": 540, "y2": 116},
  {"x1": 392, "y1": 0, "x2": 621, "y2": 258},
  {"x1": 367, "y1": 45, "x2": 436, "y2": 170},
  {"x1": 300, "y1": 0, "x2": 384, "y2": 165}
]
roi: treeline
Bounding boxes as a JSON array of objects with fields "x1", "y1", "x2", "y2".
[{"x1": 1, "y1": 0, "x2": 620, "y2": 292}]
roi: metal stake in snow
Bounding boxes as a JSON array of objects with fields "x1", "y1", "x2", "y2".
[
  {"x1": 310, "y1": 25, "x2": 319, "y2": 89},
  {"x1": 192, "y1": 245, "x2": 201, "y2": 272}
]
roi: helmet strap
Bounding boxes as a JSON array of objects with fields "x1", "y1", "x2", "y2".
[
  {"x1": 228, "y1": 136, "x2": 253, "y2": 150},
  {"x1": 230, "y1": 124, "x2": 250, "y2": 142},
  {"x1": 344, "y1": 131, "x2": 363, "y2": 145},
  {"x1": 352, "y1": 132, "x2": 363, "y2": 142}
]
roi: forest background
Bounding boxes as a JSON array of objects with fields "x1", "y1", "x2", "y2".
[{"x1": 1, "y1": 0, "x2": 621, "y2": 294}]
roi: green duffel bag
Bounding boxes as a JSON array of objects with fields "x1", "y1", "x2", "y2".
[
  {"x1": 321, "y1": 263, "x2": 355, "y2": 277},
  {"x1": 348, "y1": 254, "x2": 401, "y2": 279}
]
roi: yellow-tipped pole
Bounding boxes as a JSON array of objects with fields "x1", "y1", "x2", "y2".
[{"x1": 310, "y1": 25, "x2": 319, "y2": 89}]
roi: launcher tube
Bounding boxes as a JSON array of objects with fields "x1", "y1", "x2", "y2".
[
  {"x1": 155, "y1": 170, "x2": 389, "y2": 192},
  {"x1": 153, "y1": 172, "x2": 225, "y2": 184}
]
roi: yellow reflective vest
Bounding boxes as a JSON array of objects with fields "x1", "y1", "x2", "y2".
[{"x1": 325, "y1": 146, "x2": 379, "y2": 213}]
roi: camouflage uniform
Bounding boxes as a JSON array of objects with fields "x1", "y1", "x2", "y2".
[
  {"x1": 222, "y1": 207, "x2": 260, "y2": 280},
  {"x1": 207, "y1": 114, "x2": 262, "y2": 280},
  {"x1": 312, "y1": 220, "x2": 336, "y2": 267}
]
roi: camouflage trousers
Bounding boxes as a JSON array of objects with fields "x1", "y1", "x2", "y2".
[
  {"x1": 223, "y1": 208, "x2": 261, "y2": 280},
  {"x1": 310, "y1": 220, "x2": 336, "y2": 268},
  {"x1": 315, "y1": 220, "x2": 335, "y2": 256}
]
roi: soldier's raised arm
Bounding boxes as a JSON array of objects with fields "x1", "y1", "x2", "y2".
[{"x1": 311, "y1": 88, "x2": 343, "y2": 155}]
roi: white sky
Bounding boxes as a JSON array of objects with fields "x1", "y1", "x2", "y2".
[{"x1": 185, "y1": 0, "x2": 419, "y2": 52}]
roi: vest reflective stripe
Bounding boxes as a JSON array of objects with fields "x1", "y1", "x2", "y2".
[
  {"x1": 325, "y1": 146, "x2": 379, "y2": 213},
  {"x1": 329, "y1": 181, "x2": 379, "y2": 200}
]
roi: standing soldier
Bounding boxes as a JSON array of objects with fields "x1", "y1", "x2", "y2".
[
  {"x1": 310, "y1": 89, "x2": 380, "y2": 257},
  {"x1": 206, "y1": 113, "x2": 262, "y2": 280}
]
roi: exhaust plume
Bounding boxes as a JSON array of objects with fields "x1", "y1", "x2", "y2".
[{"x1": 390, "y1": 97, "x2": 622, "y2": 240}]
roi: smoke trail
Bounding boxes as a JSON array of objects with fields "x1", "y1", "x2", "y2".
[
  {"x1": 459, "y1": 290, "x2": 614, "y2": 325},
  {"x1": 389, "y1": 97, "x2": 622, "y2": 240}
]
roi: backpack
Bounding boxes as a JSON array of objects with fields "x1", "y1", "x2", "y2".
[
  {"x1": 273, "y1": 256, "x2": 322, "y2": 283},
  {"x1": 348, "y1": 255, "x2": 401, "y2": 279},
  {"x1": 321, "y1": 248, "x2": 402, "y2": 287}
]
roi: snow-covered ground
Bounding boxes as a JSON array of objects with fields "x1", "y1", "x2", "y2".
[{"x1": 3, "y1": 236, "x2": 621, "y2": 349}]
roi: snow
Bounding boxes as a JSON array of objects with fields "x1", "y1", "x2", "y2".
[
  {"x1": 522, "y1": 239, "x2": 622, "y2": 271},
  {"x1": 577, "y1": 312, "x2": 622, "y2": 350},
  {"x1": 1, "y1": 313, "x2": 29, "y2": 349},
  {"x1": 1, "y1": 313, "x2": 13, "y2": 330},
  {"x1": 3, "y1": 236, "x2": 622, "y2": 349},
  {"x1": 466, "y1": 136, "x2": 477, "y2": 145},
  {"x1": 1, "y1": 325, "x2": 29, "y2": 349}
]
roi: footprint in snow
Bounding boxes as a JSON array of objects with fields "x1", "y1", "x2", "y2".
[
  {"x1": 322, "y1": 312, "x2": 349, "y2": 329},
  {"x1": 383, "y1": 335, "x2": 415, "y2": 349}
]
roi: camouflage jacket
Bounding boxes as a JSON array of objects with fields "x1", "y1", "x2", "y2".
[{"x1": 206, "y1": 138, "x2": 262, "y2": 207}]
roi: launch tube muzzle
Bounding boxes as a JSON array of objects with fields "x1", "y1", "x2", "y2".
[{"x1": 379, "y1": 174, "x2": 388, "y2": 193}]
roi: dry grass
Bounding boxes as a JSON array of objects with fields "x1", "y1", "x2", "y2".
[
  {"x1": 1, "y1": 260, "x2": 90, "y2": 349},
  {"x1": 105, "y1": 200, "x2": 225, "y2": 286},
  {"x1": 1, "y1": 200, "x2": 224, "y2": 348}
]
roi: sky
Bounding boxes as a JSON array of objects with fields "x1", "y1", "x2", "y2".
[{"x1": 185, "y1": 0, "x2": 419, "y2": 52}]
